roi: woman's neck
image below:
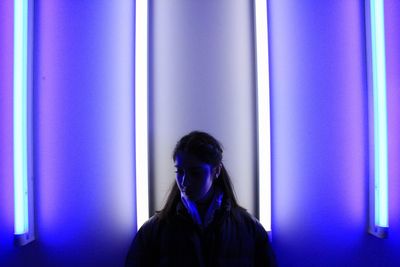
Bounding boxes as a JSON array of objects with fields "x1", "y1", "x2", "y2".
[
  {"x1": 196, "y1": 185, "x2": 215, "y2": 205},
  {"x1": 195, "y1": 186, "x2": 215, "y2": 220}
]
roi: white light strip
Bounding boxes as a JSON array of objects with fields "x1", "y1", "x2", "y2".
[
  {"x1": 255, "y1": 0, "x2": 271, "y2": 232},
  {"x1": 14, "y1": 0, "x2": 28, "y2": 236},
  {"x1": 14, "y1": 0, "x2": 34, "y2": 245},
  {"x1": 367, "y1": 0, "x2": 388, "y2": 238},
  {"x1": 135, "y1": 0, "x2": 150, "y2": 229}
]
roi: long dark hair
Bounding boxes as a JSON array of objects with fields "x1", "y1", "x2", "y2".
[{"x1": 157, "y1": 131, "x2": 243, "y2": 220}]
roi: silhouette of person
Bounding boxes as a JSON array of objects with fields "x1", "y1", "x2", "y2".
[{"x1": 126, "y1": 131, "x2": 277, "y2": 266}]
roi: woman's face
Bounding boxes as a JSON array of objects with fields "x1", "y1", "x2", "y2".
[{"x1": 174, "y1": 152, "x2": 218, "y2": 202}]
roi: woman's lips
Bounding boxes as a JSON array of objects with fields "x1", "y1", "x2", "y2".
[{"x1": 181, "y1": 189, "x2": 192, "y2": 197}]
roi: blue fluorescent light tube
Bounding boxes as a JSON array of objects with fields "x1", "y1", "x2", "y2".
[
  {"x1": 371, "y1": 0, "x2": 388, "y2": 228},
  {"x1": 254, "y1": 0, "x2": 272, "y2": 232},
  {"x1": 135, "y1": 0, "x2": 150, "y2": 229},
  {"x1": 14, "y1": 0, "x2": 34, "y2": 245},
  {"x1": 14, "y1": 0, "x2": 29, "y2": 236},
  {"x1": 367, "y1": 0, "x2": 388, "y2": 238}
]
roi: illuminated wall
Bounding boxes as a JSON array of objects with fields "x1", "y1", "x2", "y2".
[
  {"x1": 0, "y1": 0, "x2": 15, "y2": 261},
  {"x1": 270, "y1": 0, "x2": 400, "y2": 265},
  {"x1": 1, "y1": 0, "x2": 400, "y2": 266},
  {"x1": 1, "y1": 1, "x2": 135, "y2": 266},
  {"x1": 149, "y1": 0, "x2": 258, "y2": 215}
]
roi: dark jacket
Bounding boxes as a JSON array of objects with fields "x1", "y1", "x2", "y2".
[{"x1": 126, "y1": 198, "x2": 277, "y2": 267}]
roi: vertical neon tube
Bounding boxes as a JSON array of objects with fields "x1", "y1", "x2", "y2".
[
  {"x1": 254, "y1": 0, "x2": 271, "y2": 232},
  {"x1": 135, "y1": 0, "x2": 149, "y2": 229},
  {"x1": 367, "y1": 0, "x2": 388, "y2": 237},
  {"x1": 14, "y1": 0, "x2": 34, "y2": 245},
  {"x1": 14, "y1": 0, "x2": 28, "y2": 236}
]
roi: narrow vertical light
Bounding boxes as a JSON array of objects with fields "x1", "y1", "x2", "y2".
[
  {"x1": 14, "y1": 0, "x2": 34, "y2": 245},
  {"x1": 135, "y1": 0, "x2": 149, "y2": 229},
  {"x1": 366, "y1": 0, "x2": 388, "y2": 238},
  {"x1": 254, "y1": 0, "x2": 271, "y2": 232}
]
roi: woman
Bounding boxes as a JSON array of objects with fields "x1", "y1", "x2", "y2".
[{"x1": 126, "y1": 131, "x2": 277, "y2": 266}]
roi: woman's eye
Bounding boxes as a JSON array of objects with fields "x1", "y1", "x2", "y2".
[
  {"x1": 188, "y1": 170, "x2": 202, "y2": 176},
  {"x1": 174, "y1": 168, "x2": 204, "y2": 176},
  {"x1": 175, "y1": 169, "x2": 184, "y2": 175}
]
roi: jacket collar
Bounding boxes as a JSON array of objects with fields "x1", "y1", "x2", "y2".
[{"x1": 177, "y1": 187, "x2": 225, "y2": 229}]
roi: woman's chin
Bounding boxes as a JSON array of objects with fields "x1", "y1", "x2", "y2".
[{"x1": 183, "y1": 192, "x2": 198, "y2": 201}]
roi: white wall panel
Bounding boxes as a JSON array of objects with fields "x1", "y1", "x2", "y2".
[{"x1": 150, "y1": 0, "x2": 257, "y2": 215}]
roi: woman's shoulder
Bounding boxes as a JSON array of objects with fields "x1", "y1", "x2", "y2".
[
  {"x1": 136, "y1": 213, "x2": 181, "y2": 236},
  {"x1": 134, "y1": 215, "x2": 162, "y2": 237},
  {"x1": 230, "y1": 207, "x2": 268, "y2": 233},
  {"x1": 229, "y1": 207, "x2": 273, "y2": 254},
  {"x1": 143, "y1": 214, "x2": 160, "y2": 225},
  {"x1": 230, "y1": 206, "x2": 254, "y2": 222}
]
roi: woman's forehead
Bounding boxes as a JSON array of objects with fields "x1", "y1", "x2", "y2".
[{"x1": 174, "y1": 152, "x2": 208, "y2": 167}]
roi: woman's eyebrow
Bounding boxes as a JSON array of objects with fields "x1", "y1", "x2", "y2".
[{"x1": 174, "y1": 165, "x2": 204, "y2": 169}]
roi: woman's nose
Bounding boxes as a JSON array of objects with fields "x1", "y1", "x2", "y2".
[{"x1": 181, "y1": 173, "x2": 188, "y2": 187}]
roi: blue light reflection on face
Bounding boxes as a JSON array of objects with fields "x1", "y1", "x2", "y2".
[{"x1": 174, "y1": 152, "x2": 215, "y2": 202}]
